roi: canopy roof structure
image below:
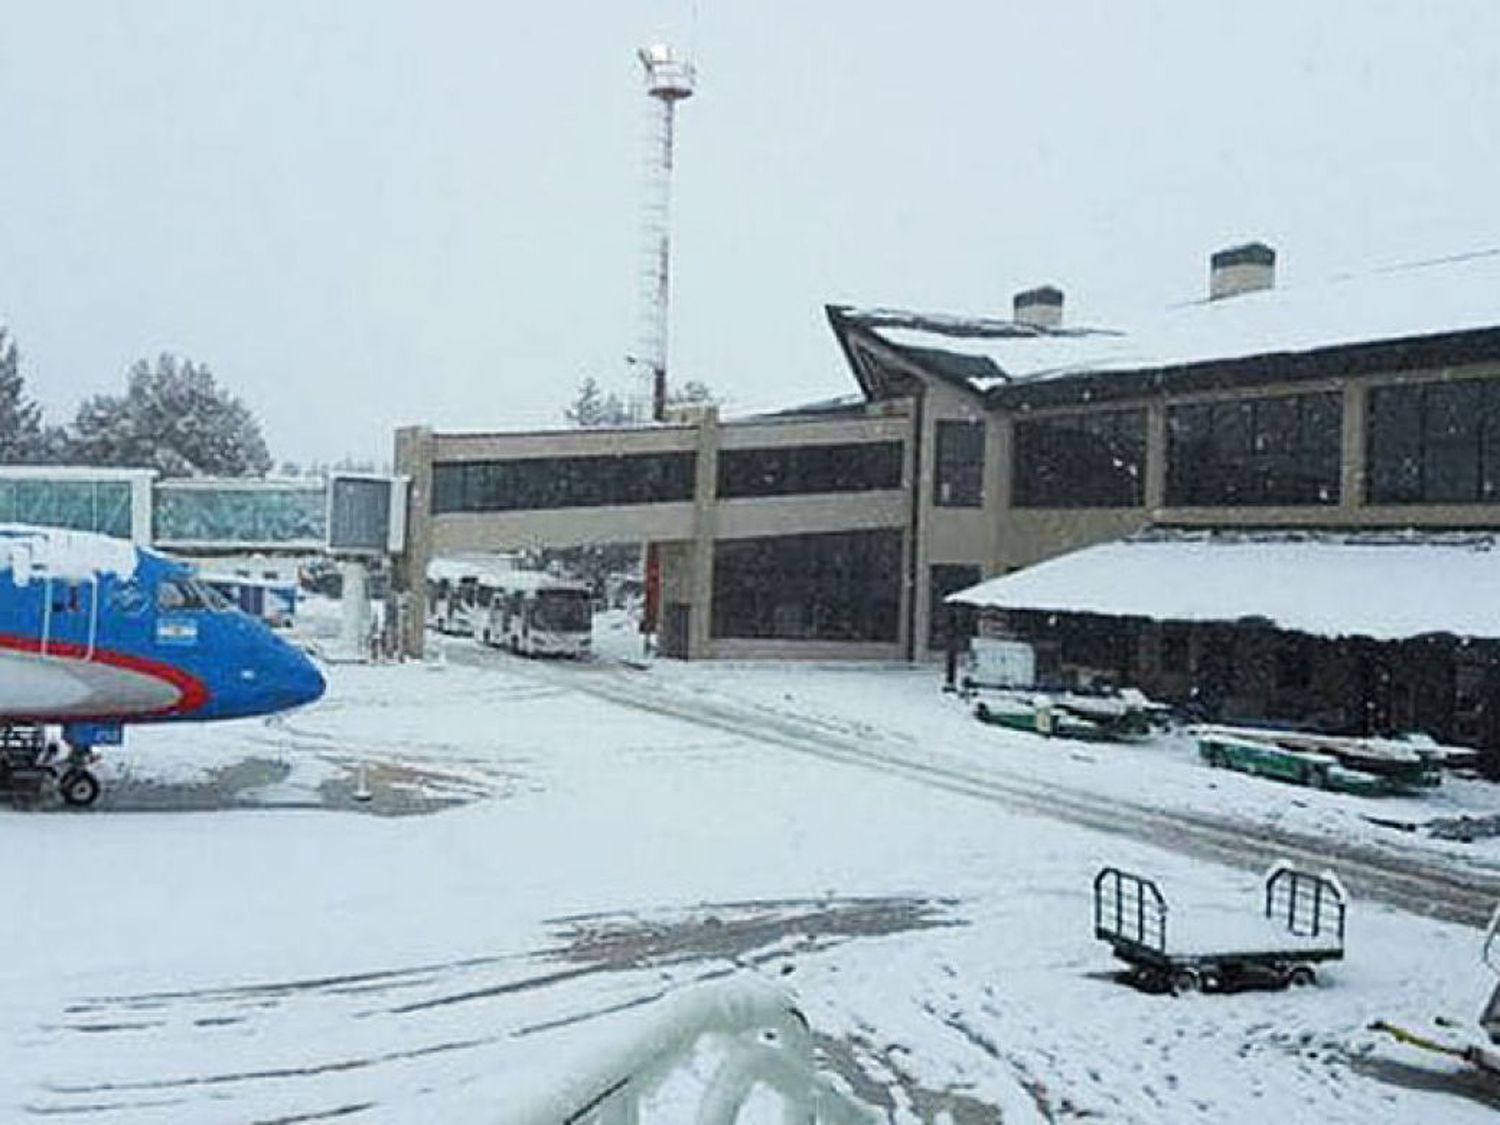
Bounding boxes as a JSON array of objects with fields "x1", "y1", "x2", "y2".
[{"x1": 949, "y1": 532, "x2": 1500, "y2": 643}]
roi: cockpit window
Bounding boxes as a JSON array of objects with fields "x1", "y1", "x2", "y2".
[
  {"x1": 157, "y1": 579, "x2": 210, "y2": 612},
  {"x1": 196, "y1": 581, "x2": 234, "y2": 611}
]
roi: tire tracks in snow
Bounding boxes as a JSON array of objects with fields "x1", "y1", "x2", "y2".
[{"x1": 452, "y1": 646, "x2": 1500, "y2": 927}]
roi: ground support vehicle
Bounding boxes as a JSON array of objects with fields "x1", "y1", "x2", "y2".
[
  {"x1": 0, "y1": 724, "x2": 103, "y2": 808},
  {"x1": 1196, "y1": 725, "x2": 1454, "y2": 795},
  {"x1": 1093, "y1": 862, "x2": 1347, "y2": 994},
  {"x1": 972, "y1": 687, "x2": 1164, "y2": 742}
]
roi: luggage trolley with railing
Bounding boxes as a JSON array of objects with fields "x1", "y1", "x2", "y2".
[{"x1": 1092, "y1": 862, "x2": 1348, "y2": 994}]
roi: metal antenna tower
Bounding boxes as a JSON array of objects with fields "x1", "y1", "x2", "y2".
[{"x1": 634, "y1": 43, "x2": 695, "y2": 422}]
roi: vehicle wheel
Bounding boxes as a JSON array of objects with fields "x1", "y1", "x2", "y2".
[
  {"x1": 1170, "y1": 968, "x2": 1202, "y2": 995},
  {"x1": 975, "y1": 703, "x2": 991, "y2": 721},
  {"x1": 1286, "y1": 965, "x2": 1317, "y2": 988},
  {"x1": 58, "y1": 768, "x2": 101, "y2": 809}
]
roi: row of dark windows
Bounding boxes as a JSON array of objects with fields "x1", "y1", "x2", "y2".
[
  {"x1": 432, "y1": 379, "x2": 1500, "y2": 516},
  {"x1": 711, "y1": 530, "x2": 902, "y2": 642},
  {"x1": 934, "y1": 420, "x2": 985, "y2": 508},
  {"x1": 717, "y1": 441, "x2": 903, "y2": 499},
  {"x1": 1015, "y1": 380, "x2": 1500, "y2": 510},
  {"x1": 1012, "y1": 408, "x2": 1145, "y2": 508},
  {"x1": 1166, "y1": 391, "x2": 1342, "y2": 507},
  {"x1": 432, "y1": 453, "x2": 696, "y2": 513},
  {"x1": 1368, "y1": 379, "x2": 1500, "y2": 504}
]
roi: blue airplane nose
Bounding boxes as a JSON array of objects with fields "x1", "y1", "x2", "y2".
[{"x1": 280, "y1": 645, "x2": 327, "y2": 710}]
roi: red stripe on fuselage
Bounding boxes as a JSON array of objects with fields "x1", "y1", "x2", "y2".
[{"x1": 0, "y1": 633, "x2": 210, "y2": 721}]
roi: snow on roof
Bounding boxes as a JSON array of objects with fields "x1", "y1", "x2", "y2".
[
  {"x1": 427, "y1": 554, "x2": 522, "y2": 582},
  {"x1": 0, "y1": 524, "x2": 141, "y2": 584},
  {"x1": 862, "y1": 248, "x2": 1500, "y2": 390},
  {"x1": 949, "y1": 531, "x2": 1500, "y2": 642},
  {"x1": 485, "y1": 569, "x2": 590, "y2": 593}
]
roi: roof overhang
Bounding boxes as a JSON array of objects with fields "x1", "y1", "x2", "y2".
[{"x1": 950, "y1": 531, "x2": 1500, "y2": 643}]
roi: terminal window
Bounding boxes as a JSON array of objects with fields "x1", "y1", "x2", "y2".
[
  {"x1": 1367, "y1": 378, "x2": 1500, "y2": 504},
  {"x1": 928, "y1": 563, "x2": 981, "y2": 650},
  {"x1": 1166, "y1": 391, "x2": 1340, "y2": 507},
  {"x1": 1013, "y1": 408, "x2": 1145, "y2": 508},
  {"x1": 711, "y1": 530, "x2": 902, "y2": 642},
  {"x1": 716, "y1": 442, "x2": 903, "y2": 500},
  {"x1": 934, "y1": 421, "x2": 985, "y2": 508},
  {"x1": 432, "y1": 452, "x2": 696, "y2": 512}
]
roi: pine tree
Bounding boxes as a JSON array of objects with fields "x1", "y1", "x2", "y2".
[
  {"x1": 669, "y1": 380, "x2": 716, "y2": 407},
  {"x1": 565, "y1": 375, "x2": 631, "y2": 428},
  {"x1": 70, "y1": 353, "x2": 273, "y2": 477},
  {"x1": 0, "y1": 328, "x2": 51, "y2": 463}
]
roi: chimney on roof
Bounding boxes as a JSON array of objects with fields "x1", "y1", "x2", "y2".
[
  {"x1": 1013, "y1": 285, "x2": 1064, "y2": 329},
  {"x1": 1209, "y1": 241, "x2": 1276, "y2": 300}
]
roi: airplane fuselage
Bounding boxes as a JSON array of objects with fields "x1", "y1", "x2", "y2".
[{"x1": 0, "y1": 526, "x2": 325, "y2": 733}]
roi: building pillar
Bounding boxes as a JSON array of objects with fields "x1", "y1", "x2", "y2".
[
  {"x1": 1144, "y1": 399, "x2": 1168, "y2": 511},
  {"x1": 1340, "y1": 382, "x2": 1368, "y2": 509},
  {"x1": 393, "y1": 425, "x2": 435, "y2": 658},
  {"x1": 985, "y1": 413, "x2": 1010, "y2": 573},
  {"x1": 906, "y1": 393, "x2": 934, "y2": 661},
  {"x1": 989, "y1": 412, "x2": 1014, "y2": 571},
  {"x1": 686, "y1": 407, "x2": 719, "y2": 659}
]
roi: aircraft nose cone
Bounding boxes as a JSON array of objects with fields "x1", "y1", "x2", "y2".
[{"x1": 282, "y1": 646, "x2": 327, "y2": 709}]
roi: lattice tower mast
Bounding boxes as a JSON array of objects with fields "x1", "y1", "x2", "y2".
[{"x1": 635, "y1": 44, "x2": 695, "y2": 422}]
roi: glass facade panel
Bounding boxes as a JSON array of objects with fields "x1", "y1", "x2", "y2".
[
  {"x1": 0, "y1": 478, "x2": 134, "y2": 538},
  {"x1": 717, "y1": 441, "x2": 903, "y2": 499},
  {"x1": 711, "y1": 530, "x2": 902, "y2": 642},
  {"x1": 1013, "y1": 408, "x2": 1145, "y2": 508},
  {"x1": 153, "y1": 485, "x2": 327, "y2": 545},
  {"x1": 934, "y1": 421, "x2": 985, "y2": 508},
  {"x1": 432, "y1": 452, "x2": 696, "y2": 513},
  {"x1": 1368, "y1": 378, "x2": 1500, "y2": 505},
  {"x1": 1166, "y1": 391, "x2": 1340, "y2": 506}
]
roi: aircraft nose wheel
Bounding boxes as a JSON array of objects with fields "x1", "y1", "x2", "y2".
[{"x1": 58, "y1": 767, "x2": 102, "y2": 809}]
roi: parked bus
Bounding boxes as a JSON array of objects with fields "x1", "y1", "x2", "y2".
[
  {"x1": 476, "y1": 570, "x2": 593, "y2": 658},
  {"x1": 426, "y1": 556, "x2": 519, "y2": 635}
]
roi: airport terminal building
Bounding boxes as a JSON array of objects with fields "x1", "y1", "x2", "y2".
[{"x1": 394, "y1": 243, "x2": 1500, "y2": 744}]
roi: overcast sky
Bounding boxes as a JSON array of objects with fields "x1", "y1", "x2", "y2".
[{"x1": 2, "y1": 2, "x2": 1498, "y2": 467}]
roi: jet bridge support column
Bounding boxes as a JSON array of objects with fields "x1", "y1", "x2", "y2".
[{"x1": 393, "y1": 426, "x2": 435, "y2": 658}]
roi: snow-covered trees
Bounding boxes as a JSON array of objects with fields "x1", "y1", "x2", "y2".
[
  {"x1": 0, "y1": 329, "x2": 65, "y2": 463},
  {"x1": 565, "y1": 376, "x2": 631, "y2": 428},
  {"x1": 70, "y1": 354, "x2": 272, "y2": 478},
  {"x1": 564, "y1": 375, "x2": 718, "y2": 428}
]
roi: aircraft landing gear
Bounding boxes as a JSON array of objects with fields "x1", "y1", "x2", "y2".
[
  {"x1": 58, "y1": 765, "x2": 102, "y2": 808},
  {"x1": 1, "y1": 725, "x2": 107, "y2": 810}
]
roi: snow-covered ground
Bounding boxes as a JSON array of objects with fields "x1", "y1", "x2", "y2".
[{"x1": 3, "y1": 615, "x2": 1499, "y2": 1122}]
